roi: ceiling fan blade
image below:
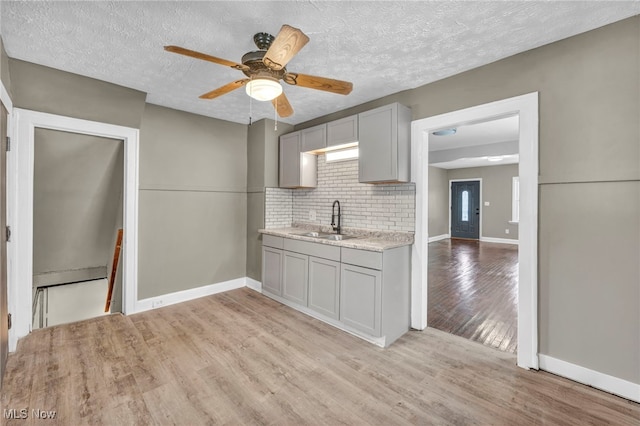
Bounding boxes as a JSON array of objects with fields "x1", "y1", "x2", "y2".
[
  {"x1": 283, "y1": 72, "x2": 353, "y2": 95},
  {"x1": 272, "y1": 92, "x2": 294, "y2": 118},
  {"x1": 263, "y1": 25, "x2": 309, "y2": 71},
  {"x1": 199, "y1": 79, "x2": 250, "y2": 100},
  {"x1": 164, "y1": 45, "x2": 249, "y2": 71}
]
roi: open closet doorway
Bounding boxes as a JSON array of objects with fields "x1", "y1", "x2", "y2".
[
  {"x1": 427, "y1": 116, "x2": 520, "y2": 354},
  {"x1": 31, "y1": 129, "x2": 124, "y2": 329},
  {"x1": 411, "y1": 92, "x2": 538, "y2": 370},
  {"x1": 10, "y1": 109, "x2": 139, "y2": 351}
]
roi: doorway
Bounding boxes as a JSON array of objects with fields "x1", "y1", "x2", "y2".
[
  {"x1": 31, "y1": 128, "x2": 124, "y2": 329},
  {"x1": 411, "y1": 92, "x2": 539, "y2": 370},
  {"x1": 9, "y1": 109, "x2": 139, "y2": 351},
  {"x1": 450, "y1": 180, "x2": 480, "y2": 239}
]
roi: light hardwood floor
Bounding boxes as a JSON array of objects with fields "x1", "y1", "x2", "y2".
[
  {"x1": 2, "y1": 288, "x2": 638, "y2": 425},
  {"x1": 428, "y1": 239, "x2": 518, "y2": 353}
]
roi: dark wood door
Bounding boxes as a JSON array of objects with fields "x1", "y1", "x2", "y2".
[
  {"x1": 451, "y1": 181, "x2": 480, "y2": 239},
  {"x1": 0, "y1": 104, "x2": 8, "y2": 387}
]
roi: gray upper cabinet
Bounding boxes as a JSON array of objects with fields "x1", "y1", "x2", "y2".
[
  {"x1": 358, "y1": 103, "x2": 411, "y2": 183},
  {"x1": 327, "y1": 115, "x2": 358, "y2": 147},
  {"x1": 301, "y1": 124, "x2": 327, "y2": 152},
  {"x1": 279, "y1": 132, "x2": 317, "y2": 188}
]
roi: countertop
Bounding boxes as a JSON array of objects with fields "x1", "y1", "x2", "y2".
[{"x1": 259, "y1": 223, "x2": 414, "y2": 252}]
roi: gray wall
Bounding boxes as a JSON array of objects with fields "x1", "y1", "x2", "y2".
[
  {"x1": 0, "y1": 38, "x2": 12, "y2": 98},
  {"x1": 9, "y1": 59, "x2": 145, "y2": 128},
  {"x1": 295, "y1": 17, "x2": 640, "y2": 384},
  {"x1": 7, "y1": 59, "x2": 250, "y2": 302},
  {"x1": 246, "y1": 119, "x2": 292, "y2": 281},
  {"x1": 33, "y1": 129, "x2": 123, "y2": 285},
  {"x1": 138, "y1": 104, "x2": 248, "y2": 299},
  {"x1": 447, "y1": 164, "x2": 519, "y2": 240},
  {"x1": 428, "y1": 166, "x2": 449, "y2": 237}
]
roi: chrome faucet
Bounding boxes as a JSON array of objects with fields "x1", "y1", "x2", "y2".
[{"x1": 331, "y1": 200, "x2": 341, "y2": 234}]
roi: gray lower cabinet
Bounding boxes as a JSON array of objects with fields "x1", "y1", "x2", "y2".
[
  {"x1": 282, "y1": 251, "x2": 309, "y2": 306},
  {"x1": 308, "y1": 256, "x2": 340, "y2": 320},
  {"x1": 261, "y1": 236, "x2": 409, "y2": 347},
  {"x1": 340, "y1": 263, "x2": 382, "y2": 336},
  {"x1": 262, "y1": 246, "x2": 283, "y2": 296}
]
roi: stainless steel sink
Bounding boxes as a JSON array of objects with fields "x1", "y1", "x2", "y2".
[
  {"x1": 296, "y1": 231, "x2": 326, "y2": 237},
  {"x1": 293, "y1": 231, "x2": 357, "y2": 241},
  {"x1": 322, "y1": 234, "x2": 357, "y2": 241}
]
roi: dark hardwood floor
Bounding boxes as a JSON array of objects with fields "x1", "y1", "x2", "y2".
[
  {"x1": 2, "y1": 288, "x2": 639, "y2": 425},
  {"x1": 428, "y1": 238, "x2": 518, "y2": 353}
]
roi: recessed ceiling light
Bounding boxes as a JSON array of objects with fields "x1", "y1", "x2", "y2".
[{"x1": 432, "y1": 128, "x2": 457, "y2": 136}]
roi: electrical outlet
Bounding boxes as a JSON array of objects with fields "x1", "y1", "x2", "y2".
[
  {"x1": 505, "y1": 229, "x2": 510, "y2": 234},
  {"x1": 152, "y1": 299, "x2": 164, "y2": 308},
  {"x1": 309, "y1": 210, "x2": 316, "y2": 220}
]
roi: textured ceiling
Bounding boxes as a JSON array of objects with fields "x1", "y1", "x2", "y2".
[{"x1": 1, "y1": 1, "x2": 639, "y2": 125}]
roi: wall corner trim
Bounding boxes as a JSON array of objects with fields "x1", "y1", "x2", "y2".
[
  {"x1": 539, "y1": 354, "x2": 640, "y2": 403},
  {"x1": 245, "y1": 278, "x2": 262, "y2": 293}
]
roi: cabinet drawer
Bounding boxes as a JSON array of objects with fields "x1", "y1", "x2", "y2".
[
  {"x1": 263, "y1": 234, "x2": 284, "y2": 249},
  {"x1": 283, "y1": 238, "x2": 341, "y2": 261},
  {"x1": 341, "y1": 247, "x2": 382, "y2": 270}
]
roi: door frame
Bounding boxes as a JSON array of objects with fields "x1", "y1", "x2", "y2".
[
  {"x1": 449, "y1": 178, "x2": 482, "y2": 240},
  {"x1": 8, "y1": 108, "x2": 139, "y2": 351},
  {"x1": 0, "y1": 80, "x2": 12, "y2": 385},
  {"x1": 411, "y1": 92, "x2": 539, "y2": 370}
]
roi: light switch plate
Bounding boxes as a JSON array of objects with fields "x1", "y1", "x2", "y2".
[
  {"x1": 484, "y1": 201, "x2": 490, "y2": 206},
  {"x1": 309, "y1": 210, "x2": 316, "y2": 220}
]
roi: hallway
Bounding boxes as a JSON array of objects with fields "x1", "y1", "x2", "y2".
[{"x1": 428, "y1": 239, "x2": 518, "y2": 353}]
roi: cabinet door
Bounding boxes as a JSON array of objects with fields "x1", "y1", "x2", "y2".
[
  {"x1": 327, "y1": 115, "x2": 358, "y2": 147},
  {"x1": 308, "y1": 257, "x2": 340, "y2": 320},
  {"x1": 301, "y1": 124, "x2": 326, "y2": 152},
  {"x1": 358, "y1": 104, "x2": 398, "y2": 183},
  {"x1": 340, "y1": 264, "x2": 382, "y2": 336},
  {"x1": 279, "y1": 132, "x2": 300, "y2": 188},
  {"x1": 262, "y1": 247, "x2": 283, "y2": 296},
  {"x1": 282, "y1": 251, "x2": 309, "y2": 306}
]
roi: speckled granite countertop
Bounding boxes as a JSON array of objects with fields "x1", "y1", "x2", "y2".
[{"x1": 259, "y1": 223, "x2": 414, "y2": 252}]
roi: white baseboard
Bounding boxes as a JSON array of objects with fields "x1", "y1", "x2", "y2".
[
  {"x1": 246, "y1": 277, "x2": 262, "y2": 293},
  {"x1": 428, "y1": 234, "x2": 450, "y2": 243},
  {"x1": 480, "y1": 236, "x2": 519, "y2": 245},
  {"x1": 539, "y1": 354, "x2": 640, "y2": 403},
  {"x1": 135, "y1": 277, "x2": 246, "y2": 313}
]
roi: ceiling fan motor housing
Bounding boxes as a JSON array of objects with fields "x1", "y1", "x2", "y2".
[{"x1": 241, "y1": 50, "x2": 286, "y2": 80}]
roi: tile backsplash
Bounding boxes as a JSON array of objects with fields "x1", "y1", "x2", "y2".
[{"x1": 265, "y1": 154, "x2": 415, "y2": 232}]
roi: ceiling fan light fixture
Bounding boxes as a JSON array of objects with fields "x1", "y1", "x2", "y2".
[{"x1": 246, "y1": 77, "x2": 282, "y2": 101}]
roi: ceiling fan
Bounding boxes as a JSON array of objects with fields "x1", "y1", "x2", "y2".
[{"x1": 165, "y1": 25, "x2": 353, "y2": 118}]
